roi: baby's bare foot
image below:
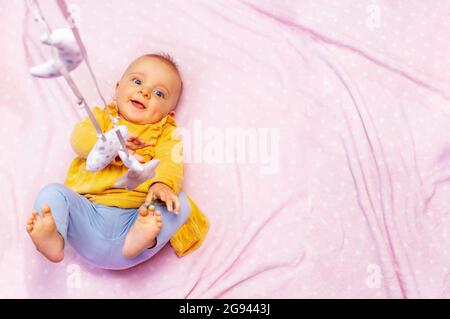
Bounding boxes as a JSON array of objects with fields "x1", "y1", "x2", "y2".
[
  {"x1": 26, "y1": 205, "x2": 64, "y2": 263},
  {"x1": 122, "y1": 205, "x2": 163, "y2": 259}
]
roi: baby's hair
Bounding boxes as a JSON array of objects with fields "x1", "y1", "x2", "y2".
[{"x1": 144, "y1": 52, "x2": 183, "y2": 108}]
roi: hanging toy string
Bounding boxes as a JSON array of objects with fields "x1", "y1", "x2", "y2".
[
  {"x1": 26, "y1": 0, "x2": 159, "y2": 189},
  {"x1": 28, "y1": 0, "x2": 106, "y2": 141},
  {"x1": 28, "y1": 0, "x2": 131, "y2": 159},
  {"x1": 55, "y1": 0, "x2": 130, "y2": 156}
]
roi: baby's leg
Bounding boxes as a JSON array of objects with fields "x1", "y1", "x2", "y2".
[
  {"x1": 27, "y1": 203, "x2": 64, "y2": 263},
  {"x1": 121, "y1": 192, "x2": 191, "y2": 263},
  {"x1": 27, "y1": 183, "x2": 91, "y2": 263},
  {"x1": 122, "y1": 205, "x2": 163, "y2": 259}
]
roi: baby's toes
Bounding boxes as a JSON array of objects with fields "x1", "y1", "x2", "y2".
[
  {"x1": 31, "y1": 211, "x2": 40, "y2": 223},
  {"x1": 155, "y1": 211, "x2": 163, "y2": 228},
  {"x1": 26, "y1": 215, "x2": 33, "y2": 224},
  {"x1": 41, "y1": 205, "x2": 52, "y2": 217},
  {"x1": 26, "y1": 216, "x2": 35, "y2": 233},
  {"x1": 138, "y1": 205, "x2": 149, "y2": 217}
]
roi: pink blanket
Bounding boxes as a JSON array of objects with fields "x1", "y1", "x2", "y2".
[{"x1": 1, "y1": 0, "x2": 450, "y2": 298}]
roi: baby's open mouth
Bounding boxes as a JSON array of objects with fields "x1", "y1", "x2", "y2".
[{"x1": 131, "y1": 100, "x2": 146, "y2": 110}]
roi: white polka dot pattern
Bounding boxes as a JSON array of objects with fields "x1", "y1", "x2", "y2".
[{"x1": 0, "y1": 0, "x2": 449, "y2": 299}]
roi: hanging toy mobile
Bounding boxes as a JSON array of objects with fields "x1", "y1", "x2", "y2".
[{"x1": 27, "y1": 0, "x2": 159, "y2": 190}]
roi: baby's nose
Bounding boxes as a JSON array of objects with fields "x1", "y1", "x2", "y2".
[{"x1": 139, "y1": 88, "x2": 150, "y2": 99}]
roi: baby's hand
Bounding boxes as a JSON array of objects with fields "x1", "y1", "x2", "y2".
[
  {"x1": 126, "y1": 134, "x2": 154, "y2": 151},
  {"x1": 116, "y1": 135, "x2": 155, "y2": 164},
  {"x1": 145, "y1": 182, "x2": 180, "y2": 214}
]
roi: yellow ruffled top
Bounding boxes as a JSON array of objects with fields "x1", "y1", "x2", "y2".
[{"x1": 64, "y1": 104, "x2": 208, "y2": 257}]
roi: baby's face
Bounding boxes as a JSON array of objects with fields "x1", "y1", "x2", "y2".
[{"x1": 114, "y1": 56, "x2": 182, "y2": 125}]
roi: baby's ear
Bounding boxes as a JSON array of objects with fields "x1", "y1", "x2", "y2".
[
  {"x1": 169, "y1": 111, "x2": 175, "y2": 116},
  {"x1": 113, "y1": 82, "x2": 120, "y2": 100}
]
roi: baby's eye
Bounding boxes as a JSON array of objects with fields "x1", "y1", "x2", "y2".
[
  {"x1": 153, "y1": 89, "x2": 165, "y2": 98},
  {"x1": 132, "y1": 78, "x2": 142, "y2": 85}
]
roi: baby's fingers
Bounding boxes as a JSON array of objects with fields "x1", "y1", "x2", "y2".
[
  {"x1": 136, "y1": 137, "x2": 146, "y2": 143},
  {"x1": 145, "y1": 190, "x2": 154, "y2": 206},
  {"x1": 172, "y1": 194, "x2": 181, "y2": 215},
  {"x1": 129, "y1": 139, "x2": 155, "y2": 150},
  {"x1": 126, "y1": 141, "x2": 139, "y2": 150},
  {"x1": 130, "y1": 136, "x2": 146, "y2": 145},
  {"x1": 166, "y1": 196, "x2": 174, "y2": 213},
  {"x1": 135, "y1": 153, "x2": 145, "y2": 163},
  {"x1": 137, "y1": 138, "x2": 155, "y2": 148}
]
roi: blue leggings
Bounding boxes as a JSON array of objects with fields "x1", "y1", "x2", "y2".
[{"x1": 33, "y1": 183, "x2": 190, "y2": 270}]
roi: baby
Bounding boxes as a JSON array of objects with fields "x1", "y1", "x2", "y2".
[{"x1": 26, "y1": 54, "x2": 208, "y2": 270}]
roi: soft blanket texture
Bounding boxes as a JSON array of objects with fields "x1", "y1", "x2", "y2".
[{"x1": 1, "y1": 0, "x2": 450, "y2": 298}]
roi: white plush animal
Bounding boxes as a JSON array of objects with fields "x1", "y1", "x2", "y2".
[
  {"x1": 88, "y1": 124, "x2": 160, "y2": 190},
  {"x1": 114, "y1": 159, "x2": 160, "y2": 190},
  {"x1": 29, "y1": 28, "x2": 83, "y2": 78},
  {"x1": 86, "y1": 125, "x2": 132, "y2": 172}
]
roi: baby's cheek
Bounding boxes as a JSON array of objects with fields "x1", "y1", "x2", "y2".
[
  {"x1": 119, "y1": 86, "x2": 132, "y2": 98},
  {"x1": 116, "y1": 93, "x2": 127, "y2": 106},
  {"x1": 124, "y1": 89, "x2": 134, "y2": 100}
]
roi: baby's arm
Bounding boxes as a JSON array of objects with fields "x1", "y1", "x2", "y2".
[
  {"x1": 70, "y1": 107, "x2": 105, "y2": 158},
  {"x1": 115, "y1": 135, "x2": 154, "y2": 164},
  {"x1": 70, "y1": 107, "x2": 153, "y2": 165},
  {"x1": 145, "y1": 125, "x2": 184, "y2": 212},
  {"x1": 149, "y1": 125, "x2": 184, "y2": 194}
]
